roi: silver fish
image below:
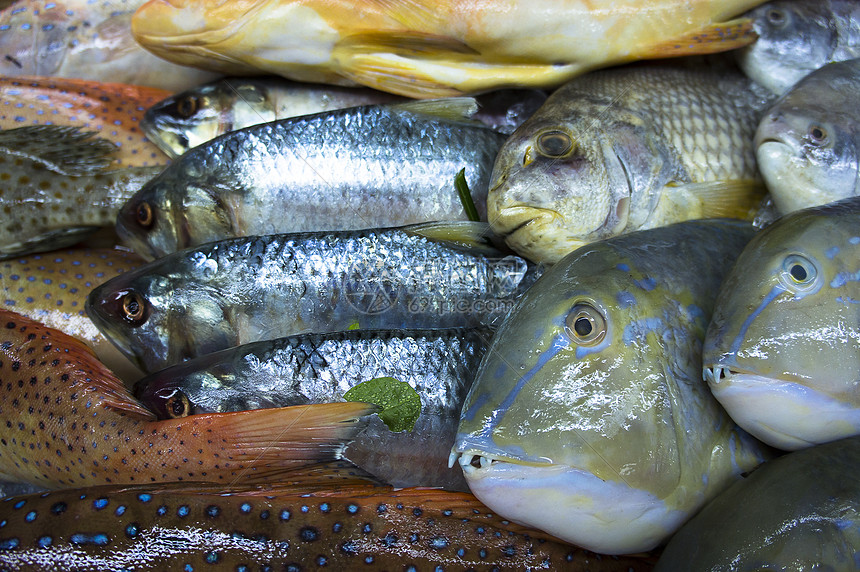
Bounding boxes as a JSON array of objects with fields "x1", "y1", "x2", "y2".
[
  {"x1": 87, "y1": 222, "x2": 540, "y2": 373},
  {"x1": 451, "y1": 220, "x2": 772, "y2": 555},
  {"x1": 117, "y1": 98, "x2": 507, "y2": 260}
]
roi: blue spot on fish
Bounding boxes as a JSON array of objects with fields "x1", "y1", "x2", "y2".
[
  {"x1": 279, "y1": 509, "x2": 291, "y2": 521},
  {"x1": 850, "y1": 237, "x2": 860, "y2": 245},
  {"x1": 826, "y1": 246, "x2": 840, "y2": 259},
  {"x1": 13, "y1": 501, "x2": 25, "y2": 509},
  {"x1": 616, "y1": 291, "x2": 636, "y2": 308},
  {"x1": 37, "y1": 536, "x2": 52, "y2": 548},
  {"x1": 137, "y1": 494, "x2": 152, "y2": 503},
  {"x1": 240, "y1": 503, "x2": 251, "y2": 513},
  {"x1": 125, "y1": 524, "x2": 139, "y2": 538},
  {"x1": 622, "y1": 317, "x2": 664, "y2": 346},
  {"x1": 24, "y1": 511, "x2": 36, "y2": 522},
  {"x1": 93, "y1": 498, "x2": 108, "y2": 510},
  {"x1": 616, "y1": 263, "x2": 630, "y2": 272},
  {"x1": 177, "y1": 505, "x2": 189, "y2": 517},
  {"x1": 831, "y1": 271, "x2": 860, "y2": 289},
  {"x1": 70, "y1": 533, "x2": 109, "y2": 546},
  {"x1": 0, "y1": 538, "x2": 19, "y2": 550},
  {"x1": 634, "y1": 277, "x2": 657, "y2": 291},
  {"x1": 115, "y1": 505, "x2": 126, "y2": 516}
]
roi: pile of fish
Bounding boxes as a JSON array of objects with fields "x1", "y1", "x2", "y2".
[{"x1": 0, "y1": 0, "x2": 859, "y2": 569}]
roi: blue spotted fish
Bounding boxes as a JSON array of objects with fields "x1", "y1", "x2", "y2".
[
  {"x1": 451, "y1": 219, "x2": 773, "y2": 555},
  {"x1": 704, "y1": 196, "x2": 860, "y2": 450}
]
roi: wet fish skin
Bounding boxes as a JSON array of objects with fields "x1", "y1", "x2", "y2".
[
  {"x1": 703, "y1": 197, "x2": 860, "y2": 451},
  {"x1": 737, "y1": 0, "x2": 860, "y2": 95},
  {"x1": 755, "y1": 58, "x2": 860, "y2": 214},
  {"x1": 117, "y1": 100, "x2": 507, "y2": 260},
  {"x1": 87, "y1": 222, "x2": 539, "y2": 373},
  {"x1": 451, "y1": 220, "x2": 772, "y2": 555},
  {"x1": 0, "y1": 308, "x2": 374, "y2": 489},
  {"x1": 488, "y1": 65, "x2": 773, "y2": 264}
]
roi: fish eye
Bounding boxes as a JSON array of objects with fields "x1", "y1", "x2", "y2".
[
  {"x1": 136, "y1": 201, "x2": 154, "y2": 228},
  {"x1": 165, "y1": 391, "x2": 192, "y2": 419},
  {"x1": 564, "y1": 303, "x2": 606, "y2": 346},
  {"x1": 807, "y1": 125, "x2": 829, "y2": 147},
  {"x1": 765, "y1": 8, "x2": 787, "y2": 27},
  {"x1": 120, "y1": 291, "x2": 148, "y2": 326},
  {"x1": 536, "y1": 130, "x2": 573, "y2": 158},
  {"x1": 779, "y1": 254, "x2": 818, "y2": 291},
  {"x1": 176, "y1": 96, "x2": 199, "y2": 118}
]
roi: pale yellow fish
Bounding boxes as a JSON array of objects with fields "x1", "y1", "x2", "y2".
[{"x1": 131, "y1": 0, "x2": 767, "y2": 98}]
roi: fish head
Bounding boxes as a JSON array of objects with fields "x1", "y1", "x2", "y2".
[{"x1": 704, "y1": 199, "x2": 860, "y2": 449}]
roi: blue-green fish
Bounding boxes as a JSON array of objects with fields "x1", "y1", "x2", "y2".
[
  {"x1": 704, "y1": 197, "x2": 860, "y2": 450},
  {"x1": 451, "y1": 220, "x2": 772, "y2": 555}
]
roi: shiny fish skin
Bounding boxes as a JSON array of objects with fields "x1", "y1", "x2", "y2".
[
  {"x1": 452, "y1": 220, "x2": 772, "y2": 555},
  {"x1": 488, "y1": 65, "x2": 773, "y2": 263},
  {"x1": 87, "y1": 223, "x2": 539, "y2": 373},
  {"x1": 0, "y1": 309, "x2": 374, "y2": 489},
  {"x1": 703, "y1": 197, "x2": 860, "y2": 450},
  {"x1": 116, "y1": 100, "x2": 507, "y2": 260},
  {"x1": 0, "y1": 483, "x2": 658, "y2": 571},
  {"x1": 134, "y1": 328, "x2": 492, "y2": 491},
  {"x1": 0, "y1": 247, "x2": 145, "y2": 382}
]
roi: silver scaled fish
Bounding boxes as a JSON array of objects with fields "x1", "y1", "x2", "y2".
[
  {"x1": 488, "y1": 65, "x2": 773, "y2": 264},
  {"x1": 451, "y1": 220, "x2": 772, "y2": 555},
  {"x1": 704, "y1": 197, "x2": 860, "y2": 451}
]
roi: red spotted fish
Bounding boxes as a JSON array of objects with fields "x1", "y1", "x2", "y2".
[{"x1": 0, "y1": 309, "x2": 374, "y2": 489}]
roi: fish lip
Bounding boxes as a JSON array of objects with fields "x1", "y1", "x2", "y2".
[{"x1": 490, "y1": 205, "x2": 560, "y2": 239}]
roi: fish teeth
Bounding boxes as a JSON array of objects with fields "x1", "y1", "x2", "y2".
[
  {"x1": 704, "y1": 366, "x2": 728, "y2": 385},
  {"x1": 447, "y1": 450, "x2": 461, "y2": 469}
]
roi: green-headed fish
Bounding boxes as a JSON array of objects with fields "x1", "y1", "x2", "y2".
[
  {"x1": 0, "y1": 308, "x2": 374, "y2": 489},
  {"x1": 655, "y1": 436, "x2": 860, "y2": 571},
  {"x1": 451, "y1": 220, "x2": 772, "y2": 555},
  {"x1": 117, "y1": 98, "x2": 506, "y2": 260},
  {"x1": 755, "y1": 58, "x2": 860, "y2": 214},
  {"x1": 488, "y1": 65, "x2": 773, "y2": 264},
  {"x1": 704, "y1": 197, "x2": 860, "y2": 451}
]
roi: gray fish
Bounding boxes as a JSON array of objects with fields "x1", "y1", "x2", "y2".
[
  {"x1": 134, "y1": 328, "x2": 493, "y2": 491},
  {"x1": 451, "y1": 220, "x2": 772, "y2": 555},
  {"x1": 737, "y1": 0, "x2": 860, "y2": 95},
  {"x1": 87, "y1": 221, "x2": 540, "y2": 373},
  {"x1": 756, "y1": 58, "x2": 860, "y2": 214},
  {"x1": 117, "y1": 97, "x2": 507, "y2": 260}
]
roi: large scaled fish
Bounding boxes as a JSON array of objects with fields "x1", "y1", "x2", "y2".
[
  {"x1": 131, "y1": 0, "x2": 765, "y2": 98},
  {"x1": 704, "y1": 197, "x2": 860, "y2": 451},
  {"x1": 655, "y1": 436, "x2": 860, "y2": 570},
  {"x1": 488, "y1": 65, "x2": 773, "y2": 264},
  {"x1": 134, "y1": 328, "x2": 492, "y2": 491},
  {"x1": 87, "y1": 222, "x2": 540, "y2": 373},
  {"x1": 450, "y1": 220, "x2": 773, "y2": 555},
  {"x1": 0, "y1": 0, "x2": 219, "y2": 91},
  {"x1": 116, "y1": 98, "x2": 506, "y2": 260},
  {"x1": 755, "y1": 58, "x2": 860, "y2": 214},
  {"x1": 0, "y1": 482, "x2": 658, "y2": 570},
  {"x1": 737, "y1": 0, "x2": 860, "y2": 95},
  {"x1": 0, "y1": 309, "x2": 375, "y2": 489}
]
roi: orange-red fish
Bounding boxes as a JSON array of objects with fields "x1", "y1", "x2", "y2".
[{"x1": 0, "y1": 309, "x2": 374, "y2": 489}]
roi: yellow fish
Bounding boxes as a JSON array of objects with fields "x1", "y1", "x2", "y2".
[{"x1": 131, "y1": 0, "x2": 767, "y2": 98}]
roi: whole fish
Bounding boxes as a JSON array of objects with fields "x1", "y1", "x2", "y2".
[
  {"x1": 0, "y1": 125, "x2": 162, "y2": 259},
  {"x1": 755, "y1": 58, "x2": 860, "y2": 214},
  {"x1": 488, "y1": 65, "x2": 773, "y2": 264},
  {"x1": 703, "y1": 198, "x2": 860, "y2": 451},
  {"x1": 655, "y1": 436, "x2": 860, "y2": 571},
  {"x1": 0, "y1": 247, "x2": 145, "y2": 381},
  {"x1": 87, "y1": 222, "x2": 540, "y2": 373},
  {"x1": 0, "y1": 76, "x2": 170, "y2": 168},
  {"x1": 0, "y1": 308, "x2": 374, "y2": 489},
  {"x1": 116, "y1": 98, "x2": 507, "y2": 260},
  {"x1": 0, "y1": 0, "x2": 219, "y2": 91},
  {"x1": 134, "y1": 328, "x2": 492, "y2": 491},
  {"x1": 141, "y1": 76, "x2": 547, "y2": 158},
  {"x1": 737, "y1": 0, "x2": 860, "y2": 95},
  {"x1": 450, "y1": 220, "x2": 772, "y2": 555},
  {"x1": 131, "y1": 0, "x2": 764, "y2": 98},
  {"x1": 0, "y1": 483, "x2": 657, "y2": 571}
]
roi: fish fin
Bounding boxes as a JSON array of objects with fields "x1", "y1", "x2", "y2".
[
  {"x1": 667, "y1": 179, "x2": 767, "y2": 220},
  {"x1": 273, "y1": 460, "x2": 387, "y2": 487},
  {"x1": 401, "y1": 221, "x2": 503, "y2": 254},
  {"x1": 0, "y1": 226, "x2": 102, "y2": 260},
  {"x1": 637, "y1": 18, "x2": 757, "y2": 59},
  {"x1": 0, "y1": 126, "x2": 116, "y2": 176},
  {"x1": 390, "y1": 97, "x2": 483, "y2": 124}
]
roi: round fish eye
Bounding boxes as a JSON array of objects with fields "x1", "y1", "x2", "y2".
[
  {"x1": 165, "y1": 390, "x2": 192, "y2": 419},
  {"x1": 175, "y1": 96, "x2": 199, "y2": 118},
  {"x1": 564, "y1": 303, "x2": 607, "y2": 346},
  {"x1": 536, "y1": 130, "x2": 573, "y2": 158},
  {"x1": 765, "y1": 8, "x2": 786, "y2": 26},
  {"x1": 121, "y1": 291, "x2": 148, "y2": 326},
  {"x1": 780, "y1": 254, "x2": 818, "y2": 291},
  {"x1": 136, "y1": 201, "x2": 154, "y2": 228},
  {"x1": 807, "y1": 125, "x2": 829, "y2": 146}
]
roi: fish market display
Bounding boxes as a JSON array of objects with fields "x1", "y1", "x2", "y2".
[
  {"x1": 655, "y1": 436, "x2": 860, "y2": 571},
  {"x1": 0, "y1": 309, "x2": 374, "y2": 489},
  {"x1": 737, "y1": 0, "x2": 860, "y2": 95},
  {"x1": 0, "y1": 483, "x2": 657, "y2": 571},
  {"x1": 0, "y1": 247, "x2": 145, "y2": 381},
  {"x1": 142, "y1": 76, "x2": 547, "y2": 158},
  {"x1": 704, "y1": 197, "x2": 860, "y2": 451},
  {"x1": 755, "y1": 58, "x2": 860, "y2": 214},
  {"x1": 134, "y1": 328, "x2": 492, "y2": 491},
  {"x1": 0, "y1": 125, "x2": 162, "y2": 259},
  {"x1": 116, "y1": 98, "x2": 506, "y2": 260},
  {"x1": 488, "y1": 65, "x2": 773, "y2": 264},
  {"x1": 131, "y1": 0, "x2": 765, "y2": 98},
  {"x1": 451, "y1": 220, "x2": 773, "y2": 555},
  {"x1": 0, "y1": 0, "x2": 219, "y2": 91},
  {"x1": 87, "y1": 222, "x2": 539, "y2": 373},
  {"x1": 0, "y1": 76, "x2": 170, "y2": 168}
]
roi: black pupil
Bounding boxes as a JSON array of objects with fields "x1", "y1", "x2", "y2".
[
  {"x1": 810, "y1": 127, "x2": 826, "y2": 141},
  {"x1": 574, "y1": 316, "x2": 593, "y2": 337},
  {"x1": 767, "y1": 9, "x2": 784, "y2": 24},
  {"x1": 137, "y1": 204, "x2": 149, "y2": 222},
  {"x1": 170, "y1": 397, "x2": 185, "y2": 416},
  {"x1": 540, "y1": 134, "x2": 570, "y2": 156},
  {"x1": 790, "y1": 264, "x2": 808, "y2": 282},
  {"x1": 126, "y1": 298, "x2": 140, "y2": 315}
]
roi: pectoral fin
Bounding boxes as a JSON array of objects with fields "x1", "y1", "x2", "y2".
[
  {"x1": 667, "y1": 179, "x2": 767, "y2": 220},
  {"x1": 0, "y1": 126, "x2": 115, "y2": 176},
  {"x1": 0, "y1": 226, "x2": 102, "y2": 261}
]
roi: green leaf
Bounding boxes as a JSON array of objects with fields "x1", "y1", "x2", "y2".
[
  {"x1": 347, "y1": 320, "x2": 360, "y2": 330},
  {"x1": 343, "y1": 377, "x2": 421, "y2": 433},
  {"x1": 455, "y1": 168, "x2": 481, "y2": 222}
]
